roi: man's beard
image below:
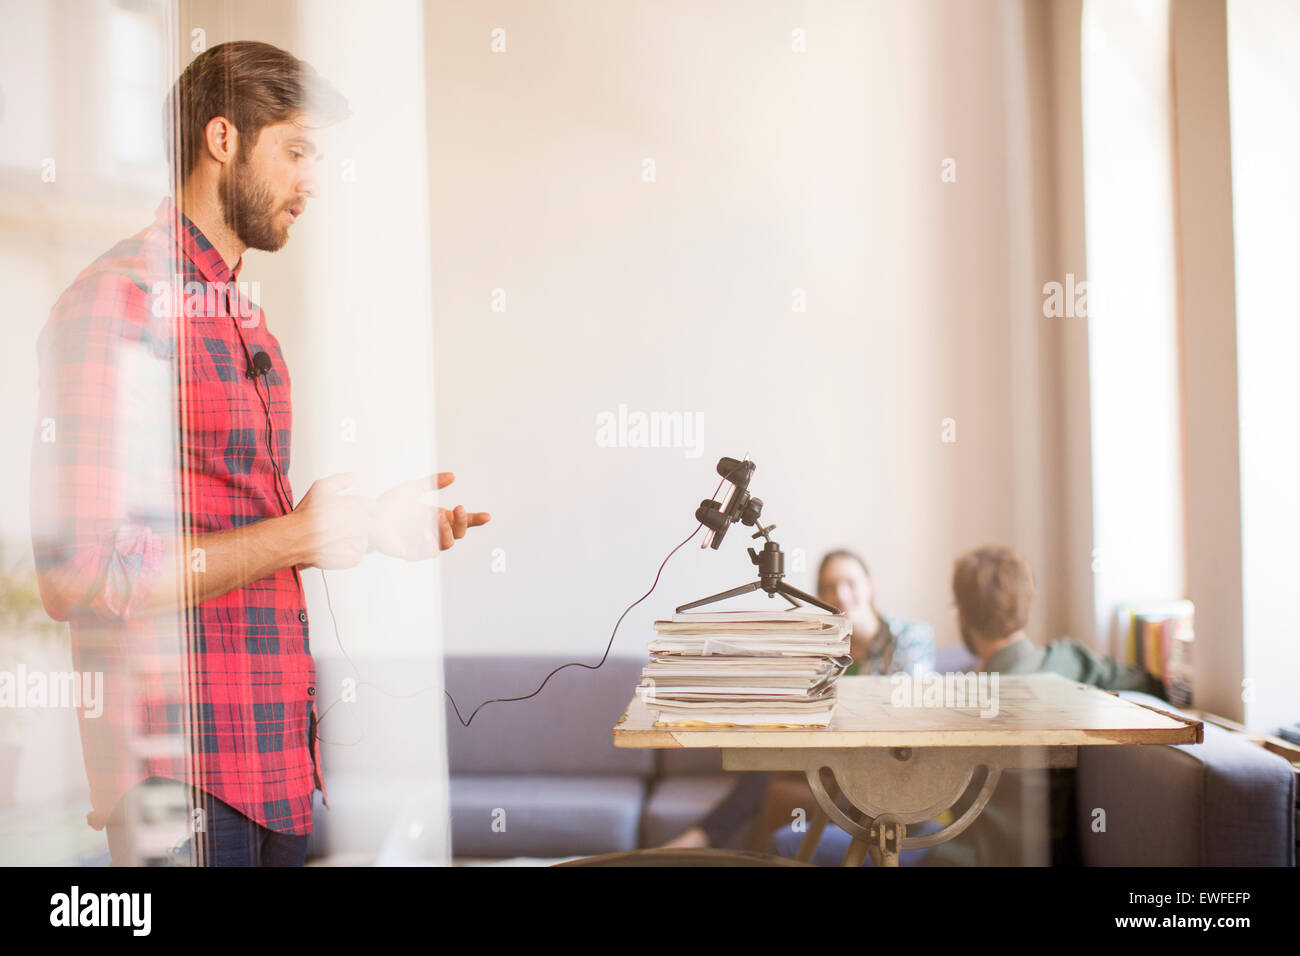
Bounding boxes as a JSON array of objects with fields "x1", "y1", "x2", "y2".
[{"x1": 219, "y1": 155, "x2": 290, "y2": 252}]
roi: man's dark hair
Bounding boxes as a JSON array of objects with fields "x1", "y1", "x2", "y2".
[
  {"x1": 951, "y1": 546, "x2": 1036, "y2": 640},
  {"x1": 164, "y1": 41, "x2": 349, "y2": 183}
]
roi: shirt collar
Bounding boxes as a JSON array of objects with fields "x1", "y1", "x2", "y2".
[
  {"x1": 155, "y1": 197, "x2": 243, "y2": 284},
  {"x1": 981, "y1": 635, "x2": 1043, "y2": 674}
]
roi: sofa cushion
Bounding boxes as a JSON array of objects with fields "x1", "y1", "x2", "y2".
[
  {"x1": 641, "y1": 773, "x2": 736, "y2": 846},
  {"x1": 443, "y1": 657, "x2": 653, "y2": 776},
  {"x1": 1077, "y1": 692, "x2": 1296, "y2": 866},
  {"x1": 934, "y1": 644, "x2": 979, "y2": 673},
  {"x1": 450, "y1": 774, "x2": 645, "y2": 858}
]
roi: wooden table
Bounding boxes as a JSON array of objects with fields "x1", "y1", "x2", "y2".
[{"x1": 614, "y1": 674, "x2": 1202, "y2": 866}]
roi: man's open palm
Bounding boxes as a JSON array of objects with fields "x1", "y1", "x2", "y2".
[{"x1": 371, "y1": 472, "x2": 490, "y2": 560}]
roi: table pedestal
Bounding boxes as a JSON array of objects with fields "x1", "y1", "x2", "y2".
[{"x1": 723, "y1": 745, "x2": 1077, "y2": 866}]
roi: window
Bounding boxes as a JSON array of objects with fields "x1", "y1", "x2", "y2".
[{"x1": 1080, "y1": 0, "x2": 1185, "y2": 656}]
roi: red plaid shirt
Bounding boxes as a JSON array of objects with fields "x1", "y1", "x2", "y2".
[{"x1": 31, "y1": 198, "x2": 324, "y2": 835}]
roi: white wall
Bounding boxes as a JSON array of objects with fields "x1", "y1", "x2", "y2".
[{"x1": 427, "y1": 0, "x2": 1071, "y2": 659}]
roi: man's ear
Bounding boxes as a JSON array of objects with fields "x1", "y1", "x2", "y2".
[{"x1": 203, "y1": 115, "x2": 239, "y2": 165}]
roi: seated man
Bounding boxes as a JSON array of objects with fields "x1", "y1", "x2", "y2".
[
  {"x1": 924, "y1": 545, "x2": 1160, "y2": 866},
  {"x1": 772, "y1": 545, "x2": 1160, "y2": 865},
  {"x1": 952, "y1": 545, "x2": 1160, "y2": 694}
]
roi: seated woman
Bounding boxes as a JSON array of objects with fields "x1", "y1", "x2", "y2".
[{"x1": 661, "y1": 549, "x2": 936, "y2": 856}]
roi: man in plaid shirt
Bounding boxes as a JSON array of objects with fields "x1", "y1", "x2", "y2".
[{"x1": 30, "y1": 41, "x2": 488, "y2": 866}]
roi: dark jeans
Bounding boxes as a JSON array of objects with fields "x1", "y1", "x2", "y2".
[
  {"x1": 106, "y1": 778, "x2": 309, "y2": 867},
  {"x1": 704, "y1": 773, "x2": 941, "y2": 863},
  {"x1": 772, "y1": 817, "x2": 941, "y2": 865},
  {"x1": 700, "y1": 772, "x2": 770, "y2": 848}
]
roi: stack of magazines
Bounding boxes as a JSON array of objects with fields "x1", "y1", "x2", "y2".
[{"x1": 637, "y1": 609, "x2": 852, "y2": 727}]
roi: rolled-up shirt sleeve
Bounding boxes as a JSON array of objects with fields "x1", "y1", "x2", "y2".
[{"x1": 30, "y1": 269, "x2": 177, "y2": 624}]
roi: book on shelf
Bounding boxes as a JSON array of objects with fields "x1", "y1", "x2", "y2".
[{"x1": 1114, "y1": 599, "x2": 1194, "y2": 707}]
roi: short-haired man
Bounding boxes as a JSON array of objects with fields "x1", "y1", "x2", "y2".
[
  {"x1": 952, "y1": 546, "x2": 1158, "y2": 691},
  {"x1": 30, "y1": 41, "x2": 488, "y2": 866},
  {"x1": 927, "y1": 546, "x2": 1160, "y2": 866}
]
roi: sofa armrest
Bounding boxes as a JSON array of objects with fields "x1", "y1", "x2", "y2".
[{"x1": 1076, "y1": 692, "x2": 1296, "y2": 866}]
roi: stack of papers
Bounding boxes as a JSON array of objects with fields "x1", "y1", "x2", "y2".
[{"x1": 637, "y1": 609, "x2": 851, "y2": 727}]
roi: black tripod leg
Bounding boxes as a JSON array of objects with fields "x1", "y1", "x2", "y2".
[
  {"x1": 775, "y1": 582, "x2": 842, "y2": 614},
  {"x1": 675, "y1": 581, "x2": 763, "y2": 613}
]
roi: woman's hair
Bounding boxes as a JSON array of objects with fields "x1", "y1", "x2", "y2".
[{"x1": 817, "y1": 549, "x2": 880, "y2": 616}]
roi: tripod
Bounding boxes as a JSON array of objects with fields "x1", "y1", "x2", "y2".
[{"x1": 676, "y1": 524, "x2": 841, "y2": 614}]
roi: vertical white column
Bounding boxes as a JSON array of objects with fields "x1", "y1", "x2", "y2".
[
  {"x1": 1226, "y1": 0, "x2": 1300, "y2": 733},
  {"x1": 1171, "y1": 0, "x2": 1245, "y2": 721},
  {"x1": 294, "y1": 0, "x2": 449, "y2": 863}
]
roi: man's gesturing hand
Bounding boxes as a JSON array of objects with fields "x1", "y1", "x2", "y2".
[
  {"x1": 372, "y1": 471, "x2": 490, "y2": 561},
  {"x1": 292, "y1": 473, "x2": 376, "y2": 569}
]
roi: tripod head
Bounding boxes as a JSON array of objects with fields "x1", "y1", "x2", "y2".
[
  {"x1": 681, "y1": 456, "x2": 841, "y2": 614},
  {"x1": 695, "y1": 457, "x2": 774, "y2": 550}
]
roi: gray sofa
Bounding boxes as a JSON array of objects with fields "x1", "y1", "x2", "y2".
[
  {"x1": 1079, "y1": 691, "x2": 1296, "y2": 866},
  {"x1": 311, "y1": 653, "x2": 1295, "y2": 865},
  {"x1": 442, "y1": 655, "x2": 733, "y2": 857},
  {"x1": 441, "y1": 646, "x2": 989, "y2": 858}
]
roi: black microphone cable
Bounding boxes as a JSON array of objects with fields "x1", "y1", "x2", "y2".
[
  {"x1": 442, "y1": 517, "x2": 705, "y2": 727},
  {"x1": 315, "y1": 474, "x2": 726, "y2": 741}
]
